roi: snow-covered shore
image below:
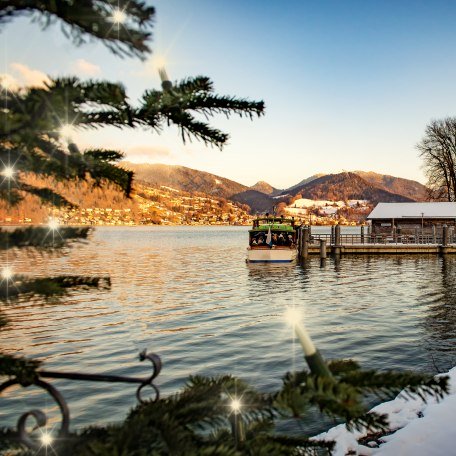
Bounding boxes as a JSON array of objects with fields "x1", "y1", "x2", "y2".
[{"x1": 315, "y1": 366, "x2": 456, "y2": 455}]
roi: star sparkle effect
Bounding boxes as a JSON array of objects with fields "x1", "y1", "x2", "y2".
[
  {"x1": 37, "y1": 427, "x2": 58, "y2": 455},
  {"x1": 59, "y1": 124, "x2": 76, "y2": 141},
  {"x1": 1, "y1": 165, "x2": 14, "y2": 179},
  {"x1": 48, "y1": 218, "x2": 60, "y2": 231},
  {"x1": 230, "y1": 398, "x2": 242, "y2": 414},
  {"x1": 111, "y1": 8, "x2": 127, "y2": 24},
  {"x1": 41, "y1": 432, "x2": 53, "y2": 446},
  {"x1": 1, "y1": 266, "x2": 13, "y2": 281}
]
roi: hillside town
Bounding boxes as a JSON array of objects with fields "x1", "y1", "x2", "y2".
[
  {"x1": 0, "y1": 184, "x2": 252, "y2": 226},
  {"x1": 0, "y1": 166, "x2": 422, "y2": 226},
  {"x1": 0, "y1": 186, "x2": 373, "y2": 226}
]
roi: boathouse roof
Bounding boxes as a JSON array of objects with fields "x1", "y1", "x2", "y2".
[{"x1": 367, "y1": 202, "x2": 456, "y2": 220}]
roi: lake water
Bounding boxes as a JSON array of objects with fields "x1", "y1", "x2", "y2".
[{"x1": 1, "y1": 226, "x2": 455, "y2": 432}]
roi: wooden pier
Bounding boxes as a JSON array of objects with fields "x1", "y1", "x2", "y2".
[{"x1": 296, "y1": 225, "x2": 456, "y2": 258}]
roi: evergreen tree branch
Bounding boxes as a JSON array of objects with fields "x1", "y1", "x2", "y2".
[
  {"x1": 0, "y1": 354, "x2": 41, "y2": 385},
  {"x1": 0, "y1": 275, "x2": 111, "y2": 300},
  {"x1": 0, "y1": 226, "x2": 91, "y2": 249},
  {"x1": 0, "y1": 0, "x2": 155, "y2": 59}
]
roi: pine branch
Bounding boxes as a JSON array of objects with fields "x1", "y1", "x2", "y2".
[
  {"x1": 0, "y1": 275, "x2": 110, "y2": 300},
  {"x1": 0, "y1": 354, "x2": 41, "y2": 385},
  {"x1": 276, "y1": 363, "x2": 450, "y2": 435},
  {"x1": 0, "y1": 226, "x2": 91, "y2": 249},
  {"x1": 0, "y1": 0, "x2": 155, "y2": 59},
  {"x1": 175, "y1": 76, "x2": 214, "y2": 94},
  {"x1": 1, "y1": 74, "x2": 264, "y2": 205},
  {"x1": 21, "y1": 183, "x2": 74, "y2": 207},
  {"x1": 338, "y1": 369, "x2": 450, "y2": 402},
  {"x1": 184, "y1": 93, "x2": 265, "y2": 119}
]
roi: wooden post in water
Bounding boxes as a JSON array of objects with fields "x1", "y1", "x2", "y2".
[
  {"x1": 334, "y1": 224, "x2": 341, "y2": 255},
  {"x1": 320, "y1": 239, "x2": 327, "y2": 259},
  {"x1": 443, "y1": 225, "x2": 448, "y2": 247},
  {"x1": 440, "y1": 224, "x2": 449, "y2": 255},
  {"x1": 361, "y1": 225, "x2": 365, "y2": 244},
  {"x1": 330, "y1": 226, "x2": 335, "y2": 245},
  {"x1": 297, "y1": 226, "x2": 302, "y2": 257},
  {"x1": 335, "y1": 224, "x2": 341, "y2": 245},
  {"x1": 302, "y1": 226, "x2": 309, "y2": 259},
  {"x1": 298, "y1": 226, "x2": 302, "y2": 258},
  {"x1": 433, "y1": 225, "x2": 436, "y2": 244}
]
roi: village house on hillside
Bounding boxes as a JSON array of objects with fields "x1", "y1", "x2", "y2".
[{"x1": 368, "y1": 202, "x2": 456, "y2": 234}]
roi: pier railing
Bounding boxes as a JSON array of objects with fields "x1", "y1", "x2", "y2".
[
  {"x1": 308, "y1": 233, "x2": 455, "y2": 245},
  {"x1": 296, "y1": 224, "x2": 456, "y2": 257}
]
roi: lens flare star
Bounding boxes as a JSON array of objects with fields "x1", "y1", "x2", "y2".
[
  {"x1": 1, "y1": 165, "x2": 15, "y2": 179},
  {"x1": 1, "y1": 267, "x2": 13, "y2": 280},
  {"x1": 111, "y1": 8, "x2": 127, "y2": 24},
  {"x1": 48, "y1": 218, "x2": 60, "y2": 231},
  {"x1": 59, "y1": 124, "x2": 75, "y2": 140},
  {"x1": 41, "y1": 432, "x2": 53, "y2": 446},
  {"x1": 230, "y1": 398, "x2": 242, "y2": 413}
]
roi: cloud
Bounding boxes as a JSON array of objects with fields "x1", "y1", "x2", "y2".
[
  {"x1": 125, "y1": 146, "x2": 173, "y2": 162},
  {"x1": 72, "y1": 59, "x2": 101, "y2": 76},
  {"x1": 9, "y1": 62, "x2": 50, "y2": 87}
]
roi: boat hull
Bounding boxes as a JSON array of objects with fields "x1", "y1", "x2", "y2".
[{"x1": 247, "y1": 247, "x2": 297, "y2": 263}]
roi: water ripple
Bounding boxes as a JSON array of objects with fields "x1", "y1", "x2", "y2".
[{"x1": 1, "y1": 226, "x2": 455, "y2": 430}]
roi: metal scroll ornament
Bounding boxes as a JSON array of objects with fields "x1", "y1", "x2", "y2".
[{"x1": 0, "y1": 350, "x2": 162, "y2": 450}]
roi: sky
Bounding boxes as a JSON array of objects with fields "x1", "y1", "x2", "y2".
[{"x1": 3, "y1": 0, "x2": 456, "y2": 188}]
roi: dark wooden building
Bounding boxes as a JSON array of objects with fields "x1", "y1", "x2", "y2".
[{"x1": 367, "y1": 202, "x2": 456, "y2": 234}]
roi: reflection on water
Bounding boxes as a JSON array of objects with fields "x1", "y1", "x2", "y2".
[
  {"x1": 1, "y1": 226, "x2": 455, "y2": 431},
  {"x1": 421, "y1": 257, "x2": 456, "y2": 370}
]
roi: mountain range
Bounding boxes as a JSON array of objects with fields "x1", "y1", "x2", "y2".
[{"x1": 122, "y1": 162, "x2": 427, "y2": 213}]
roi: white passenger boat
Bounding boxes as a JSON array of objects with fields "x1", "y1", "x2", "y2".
[{"x1": 247, "y1": 216, "x2": 297, "y2": 263}]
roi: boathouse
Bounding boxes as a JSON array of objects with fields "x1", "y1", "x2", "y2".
[{"x1": 367, "y1": 202, "x2": 456, "y2": 234}]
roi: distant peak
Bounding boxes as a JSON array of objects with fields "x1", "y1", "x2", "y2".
[{"x1": 250, "y1": 181, "x2": 276, "y2": 195}]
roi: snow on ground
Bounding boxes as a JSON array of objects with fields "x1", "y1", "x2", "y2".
[
  {"x1": 290, "y1": 198, "x2": 345, "y2": 208},
  {"x1": 314, "y1": 366, "x2": 456, "y2": 455}
]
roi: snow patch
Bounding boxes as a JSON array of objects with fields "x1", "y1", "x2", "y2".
[{"x1": 314, "y1": 366, "x2": 456, "y2": 456}]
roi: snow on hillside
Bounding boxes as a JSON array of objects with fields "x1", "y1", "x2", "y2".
[
  {"x1": 290, "y1": 198, "x2": 345, "y2": 208},
  {"x1": 314, "y1": 366, "x2": 456, "y2": 455}
]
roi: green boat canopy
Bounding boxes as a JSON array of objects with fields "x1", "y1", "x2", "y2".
[{"x1": 250, "y1": 224, "x2": 295, "y2": 232}]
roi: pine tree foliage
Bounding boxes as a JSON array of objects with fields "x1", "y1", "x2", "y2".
[
  {"x1": 0, "y1": 354, "x2": 41, "y2": 385},
  {"x1": 0, "y1": 79, "x2": 134, "y2": 205},
  {"x1": 0, "y1": 0, "x2": 155, "y2": 59},
  {"x1": 276, "y1": 359, "x2": 449, "y2": 433},
  {"x1": 49, "y1": 375, "x2": 335, "y2": 455},
  {"x1": 2, "y1": 361, "x2": 441, "y2": 455},
  {"x1": 0, "y1": 226, "x2": 91, "y2": 249},
  {"x1": 0, "y1": 226, "x2": 111, "y2": 327},
  {"x1": 140, "y1": 76, "x2": 265, "y2": 147},
  {"x1": 0, "y1": 76, "x2": 263, "y2": 205},
  {"x1": 0, "y1": 274, "x2": 110, "y2": 300}
]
